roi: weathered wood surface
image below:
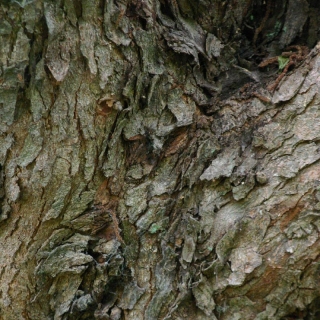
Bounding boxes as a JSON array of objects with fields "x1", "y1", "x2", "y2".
[{"x1": 1, "y1": 0, "x2": 320, "y2": 319}]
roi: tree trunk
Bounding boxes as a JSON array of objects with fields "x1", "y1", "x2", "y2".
[{"x1": 1, "y1": 0, "x2": 320, "y2": 319}]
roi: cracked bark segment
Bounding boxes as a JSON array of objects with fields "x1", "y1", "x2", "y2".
[
  {"x1": 134, "y1": 29, "x2": 165, "y2": 75},
  {"x1": 118, "y1": 281, "x2": 146, "y2": 310},
  {"x1": 200, "y1": 147, "x2": 240, "y2": 181},
  {"x1": 167, "y1": 89, "x2": 196, "y2": 127},
  {"x1": 103, "y1": 0, "x2": 131, "y2": 46},
  {"x1": 192, "y1": 279, "x2": 216, "y2": 316},
  {"x1": 79, "y1": 20, "x2": 98, "y2": 76},
  {"x1": 2, "y1": 1, "x2": 320, "y2": 319},
  {"x1": 206, "y1": 33, "x2": 224, "y2": 59},
  {"x1": 45, "y1": 28, "x2": 77, "y2": 82}
]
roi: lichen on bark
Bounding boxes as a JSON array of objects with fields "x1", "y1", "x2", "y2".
[{"x1": 1, "y1": 0, "x2": 320, "y2": 319}]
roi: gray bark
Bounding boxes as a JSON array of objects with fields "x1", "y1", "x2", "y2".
[{"x1": 1, "y1": 0, "x2": 320, "y2": 319}]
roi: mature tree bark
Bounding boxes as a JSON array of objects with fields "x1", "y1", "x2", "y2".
[{"x1": 1, "y1": 0, "x2": 320, "y2": 319}]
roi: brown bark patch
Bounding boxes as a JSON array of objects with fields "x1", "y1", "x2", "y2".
[
  {"x1": 279, "y1": 204, "x2": 304, "y2": 231},
  {"x1": 165, "y1": 128, "x2": 189, "y2": 156},
  {"x1": 246, "y1": 265, "x2": 285, "y2": 300}
]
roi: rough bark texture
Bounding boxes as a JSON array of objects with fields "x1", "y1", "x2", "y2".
[{"x1": 1, "y1": 0, "x2": 320, "y2": 319}]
